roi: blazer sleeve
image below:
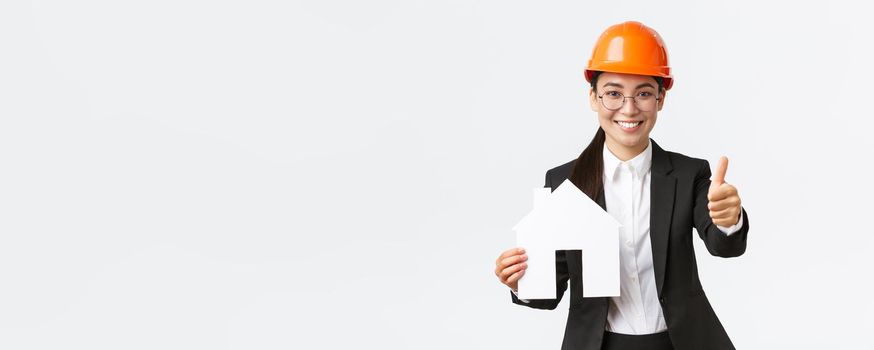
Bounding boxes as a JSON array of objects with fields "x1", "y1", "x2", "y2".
[
  {"x1": 509, "y1": 169, "x2": 570, "y2": 310},
  {"x1": 693, "y1": 159, "x2": 750, "y2": 257}
]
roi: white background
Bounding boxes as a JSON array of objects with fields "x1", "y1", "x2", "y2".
[{"x1": 2, "y1": 0, "x2": 873, "y2": 348}]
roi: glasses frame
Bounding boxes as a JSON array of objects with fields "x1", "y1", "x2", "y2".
[{"x1": 597, "y1": 92, "x2": 661, "y2": 112}]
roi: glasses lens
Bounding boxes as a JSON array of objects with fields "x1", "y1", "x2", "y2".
[
  {"x1": 601, "y1": 94, "x2": 624, "y2": 110},
  {"x1": 635, "y1": 94, "x2": 657, "y2": 112}
]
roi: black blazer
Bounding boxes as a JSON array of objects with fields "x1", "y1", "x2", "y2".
[{"x1": 510, "y1": 139, "x2": 749, "y2": 350}]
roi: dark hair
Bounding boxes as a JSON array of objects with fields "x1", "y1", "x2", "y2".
[
  {"x1": 570, "y1": 71, "x2": 664, "y2": 201},
  {"x1": 589, "y1": 71, "x2": 665, "y2": 93},
  {"x1": 569, "y1": 127, "x2": 607, "y2": 201}
]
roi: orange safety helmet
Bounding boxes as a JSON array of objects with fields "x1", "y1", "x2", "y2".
[{"x1": 584, "y1": 21, "x2": 673, "y2": 90}]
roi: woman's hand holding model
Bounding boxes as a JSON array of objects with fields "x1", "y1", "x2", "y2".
[{"x1": 495, "y1": 247, "x2": 527, "y2": 293}]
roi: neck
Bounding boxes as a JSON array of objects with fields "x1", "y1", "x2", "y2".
[{"x1": 605, "y1": 139, "x2": 647, "y2": 161}]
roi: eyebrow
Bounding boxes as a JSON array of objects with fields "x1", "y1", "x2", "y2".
[{"x1": 601, "y1": 82, "x2": 657, "y2": 89}]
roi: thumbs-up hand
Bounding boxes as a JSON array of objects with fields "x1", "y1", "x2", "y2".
[{"x1": 707, "y1": 156, "x2": 742, "y2": 227}]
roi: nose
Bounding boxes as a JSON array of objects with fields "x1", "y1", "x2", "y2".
[{"x1": 620, "y1": 96, "x2": 639, "y2": 115}]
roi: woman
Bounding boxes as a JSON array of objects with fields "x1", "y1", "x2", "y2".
[{"x1": 493, "y1": 21, "x2": 749, "y2": 350}]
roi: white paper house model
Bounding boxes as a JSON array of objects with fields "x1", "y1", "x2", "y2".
[{"x1": 513, "y1": 179, "x2": 622, "y2": 300}]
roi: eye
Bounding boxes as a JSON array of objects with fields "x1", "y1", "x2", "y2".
[
  {"x1": 604, "y1": 91, "x2": 622, "y2": 97},
  {"x1": 637, "y1": 91, "x2": 654, "y2": 98}
]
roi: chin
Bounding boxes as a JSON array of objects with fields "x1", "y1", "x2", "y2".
[
  {"x1": 610, "y1": 134, "x2": 648, "y2": 148},
  {"x1": 620, "y1": 139, "x2": 643, "y2": 147}
]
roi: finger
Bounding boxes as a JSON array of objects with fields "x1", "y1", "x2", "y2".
[
  {"x1": 500, "y1": 254, "x2": 528, "y2": 269},
  {"x1": 710, "y1": 206, "x2": 737, "y2": 220},
  {"x1": 707, "y1": 183, "x2": 736, "y2": 202},
  {"x1": 708, "y1": 196, "x2": 740, "y2": 211},
  {"x1": 500, "y1": 262, "x2": 528, "y2": 281},
  {"x1": 496, "y1": 247, "x2": 525, "y2": 264},
  {"x1": 496, "y1": 248, "x2": 521, "y2": 276},
  {"x1": 713, "y1": 217, "x2": 738, "y2": 227},
  {"x1": 708, "y1": 189, "x2": 725, "y2": 202},
  {"x1": 498, "y1": 247, "x2": 524, "y2": 261},
  {"x1": 506, "y1": 269, "x2": 526, "y2": 284},
  {"x1": 713, "y1": 156, "x2": 728, "y2": 185}
]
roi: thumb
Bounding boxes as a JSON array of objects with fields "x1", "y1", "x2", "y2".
[{"x1": 712, "y1": 156, "x2": 729, "y2": 186}]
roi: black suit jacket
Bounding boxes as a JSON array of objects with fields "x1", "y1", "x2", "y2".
[{"x1": 510, "y1": 139, "x2": 749, "y2": 350}]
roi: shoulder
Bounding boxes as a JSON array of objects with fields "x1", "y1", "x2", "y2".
[
  {"x1": 654, "y1": 141, "x2": 711, "y2": 180},
  {"x1": 544, "y1": 158, "x2": 577, "y2": 187},
  {"x1": 546, "y1": 158, "x2": 576, "y2": 178},
  {"x1": 665, "y1": 149, "x2": 709, "y2": 173}
]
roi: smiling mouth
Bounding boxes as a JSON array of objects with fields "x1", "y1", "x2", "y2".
[{"x1": 615, "y1": 120, "x2": 642, "y2": 129}]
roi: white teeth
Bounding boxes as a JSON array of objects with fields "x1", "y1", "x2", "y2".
[{"x1": 617, "y1": 121, "x2": 641, "y2": 128}]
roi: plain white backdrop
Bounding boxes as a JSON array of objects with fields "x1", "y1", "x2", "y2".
[{"x1": 2, "y1": 0, "x2": 873, "y2": 348}]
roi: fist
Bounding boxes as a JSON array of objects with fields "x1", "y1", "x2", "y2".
[
  {"x1": 707, "y1": 156, "x2": 742, "y2": 227},
  {"x1": 495, "y1": 247, "x2": 528, "y2": 293}
]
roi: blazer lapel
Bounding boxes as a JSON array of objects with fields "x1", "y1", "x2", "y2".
[{"x1": 649, "y1": 139, "x2": 676, "y2": 297}]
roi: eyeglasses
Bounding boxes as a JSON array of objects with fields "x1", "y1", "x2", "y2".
[{"x1": 597, "y1": 91, "x2": 660, "y2": 112}]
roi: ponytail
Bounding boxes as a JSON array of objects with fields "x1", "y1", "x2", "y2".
[{"x1": 569, "y1": 127, "x2": 606, "y2": 201}]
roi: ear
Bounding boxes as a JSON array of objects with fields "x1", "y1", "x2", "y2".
[
  {"x1": 656, "y1": 89, "x2": 666, "y2": 111},
  {"x1": 589, "y1": 88, "x2": 599, "y2": 112}
]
